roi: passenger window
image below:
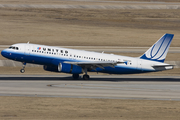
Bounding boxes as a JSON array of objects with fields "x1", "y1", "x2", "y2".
[
  {"x1": 9, "y1": 46, "x2": 13, "y2": 49},
  {"x1": 65, "y1": 51, "x2": 68, "y2": 53},
  {"x1": 12, "y1": 47, "x2": 15, "y2": 49},
  {"x1": 61, "y1": 50, "x2": 63, "y2": 53},
  {"x1": 34, "y1": 50, "x2": 36, "y2": 52},
  {"x1": 48, "y1": 48, "x2": 51, "y2": 51},
  {"x1": 56, "y1": 49, "x2": 58, "y2": 52}
]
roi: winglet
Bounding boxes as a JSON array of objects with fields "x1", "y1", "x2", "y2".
[{"x1": 140, "y1": 33, "x2": 174, "y2": 63}]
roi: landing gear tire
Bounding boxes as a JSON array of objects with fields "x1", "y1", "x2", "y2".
[
  {"x1": 83, "y1": 75, "x2": 90, "y2": 80},
  {"x1": 20, "y1": 69, "x2": 25, "y2": 73},
  {"x1": 20, "y1": 62, "x2": 26, "y2": 73},
  {"x1": 72, "y1": 74, "x2": 79, "y2": 80}
]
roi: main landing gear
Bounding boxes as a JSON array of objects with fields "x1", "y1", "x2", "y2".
[
  {"x1": 72, "y1": 74, "x2": 79, "y2": 80},
  {"x1": 72, "y1": 74, "x2": 90, "y2": 80},
  {"x1": 83, "y1": 74, "x2": 89, "y2": 80},
  {"x1": 72, "y1": 68, "x2": 90, "y2": 80},
  {"x1": 82, "y1": 68, "x2": 90, "y2": 80},
  {"x1": 20, "y1": 62, "x2": 26, "y2": 73}
]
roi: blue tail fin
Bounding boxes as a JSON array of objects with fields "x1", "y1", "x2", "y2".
[{"x1": 140, "y1": 33, "x2": 174, "y2": 63}]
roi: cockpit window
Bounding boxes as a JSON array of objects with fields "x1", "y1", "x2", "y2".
[{"x1": 9, "y1": 46, "x2": 19, "y2": 50}]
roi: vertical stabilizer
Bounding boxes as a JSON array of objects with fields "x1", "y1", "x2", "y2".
[{"x1": 140, "y1": 33, "x2": 174, "y2": 62}]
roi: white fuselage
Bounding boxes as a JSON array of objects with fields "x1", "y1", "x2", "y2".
[{"x1": 1, "y1": 43, "x2": 172, "y2": 74}]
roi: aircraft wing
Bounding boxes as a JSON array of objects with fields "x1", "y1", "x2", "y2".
[{"x1": 64, "y1": 61, "x2": 127, "y2": 70}]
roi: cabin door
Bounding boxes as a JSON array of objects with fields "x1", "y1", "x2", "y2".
[
  {"x1": 137, "y1": 60, "x2": 142, "y2": 70},
  {"x1": 24, "y1": 44, "x2": 30, "y2": 56}
]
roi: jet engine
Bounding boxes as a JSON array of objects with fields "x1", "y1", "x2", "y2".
[
  {"x1": 43, "y1": 63, "x2": 82, "y2": 74},
  {"x1": 43, "y1": 65, "x2": 58, "y2": 72}
]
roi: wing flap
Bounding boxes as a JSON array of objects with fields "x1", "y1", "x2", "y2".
[{"x1": 63, "y1": 61, "x2": 126, "y2": 69}]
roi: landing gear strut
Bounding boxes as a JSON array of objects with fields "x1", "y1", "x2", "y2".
[
  {"x1": 83, "y1": 68, "x2": 90, "y2": 80},
  {"x1": 72, "y1": 74, "x2": 79, "y2": 80},
  {"x1": 20, "y1": 62, "x2": 26, "y2": 73}
]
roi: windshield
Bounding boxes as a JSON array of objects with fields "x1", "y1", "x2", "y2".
[{"x1": 9, "y1": 46, "x2": 19, "y2": 50}]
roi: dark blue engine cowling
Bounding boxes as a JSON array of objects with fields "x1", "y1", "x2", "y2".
[
  {"x1": 43, "y1": 63, "x2": 82, "y2": 74},
  {"x1": 43, "y1": 65, "x2": 58, "y2": 72}
]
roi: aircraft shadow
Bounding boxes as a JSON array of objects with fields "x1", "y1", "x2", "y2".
[{"x1": 0, "y1": 76, "x2": 180, "y2": 82}]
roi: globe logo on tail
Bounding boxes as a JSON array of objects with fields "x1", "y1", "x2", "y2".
[{"x1": 140, "y1": 34, "x2": 174, "y2": 63}]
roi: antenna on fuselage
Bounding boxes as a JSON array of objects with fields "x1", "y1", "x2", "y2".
[{"x1": 27, "y1": 41, "x2": 30, "y2": 44}]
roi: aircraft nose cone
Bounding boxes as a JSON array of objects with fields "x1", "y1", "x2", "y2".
[{"x1": 1, "y1": 50, "x2": 8, "y2": 58}]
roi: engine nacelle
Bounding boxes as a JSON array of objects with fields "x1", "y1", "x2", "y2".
[
  {"x1": 43, "y1": 63, "x2": 82, "y2": 74},
  {"x1": 58, "y1": 63, "x2": 82, "y2": 74},
  {"x1": 43, "y1": 65, "x2": 58, "y2": 72}
]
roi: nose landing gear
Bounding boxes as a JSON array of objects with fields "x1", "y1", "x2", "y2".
[{"x1": 20, "y1": 62, "x2": 26, "y2": 73}]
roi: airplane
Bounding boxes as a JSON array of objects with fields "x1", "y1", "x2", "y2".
[{"x1": 1, "y1": 33, "x2": 174, "y2": 80}]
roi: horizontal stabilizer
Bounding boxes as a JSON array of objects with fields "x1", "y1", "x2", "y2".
[
  {"x1": 152, "y1": 64, "x2": 174, "y2": 70},
  {"x1": 152, "y1": 64, "x2": 175, "y2": 67}
]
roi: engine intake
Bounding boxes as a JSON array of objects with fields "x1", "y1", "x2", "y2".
[{"x1": 58, "y1": 63, "x2": 82, "y2": 74}]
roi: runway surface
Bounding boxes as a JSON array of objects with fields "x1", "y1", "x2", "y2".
[
  {"x1": 0, "y1": 75, "x2": 180, "y2": 101},
  {"x1": 0, "y1": 1, "x2": 180, "y2": 9}
]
